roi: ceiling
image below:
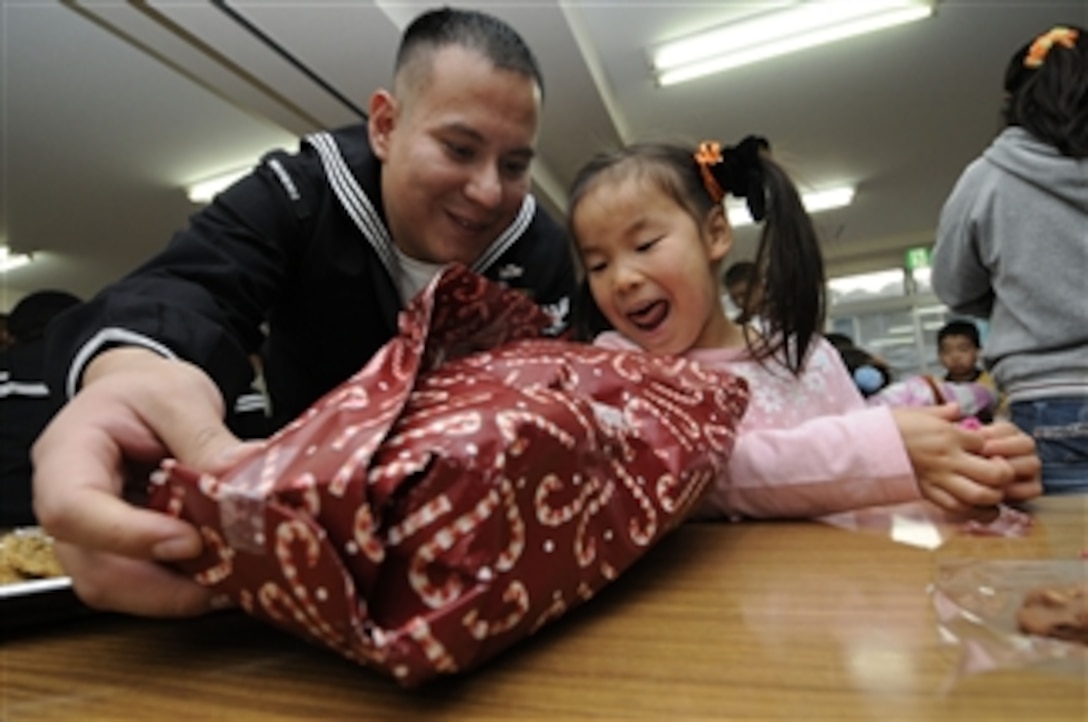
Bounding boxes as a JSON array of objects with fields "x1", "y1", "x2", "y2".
[{"x1": 2, "y1": 0, "x2": 1085, "y2": 309}]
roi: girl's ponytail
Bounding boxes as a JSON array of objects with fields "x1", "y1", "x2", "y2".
[{"x1": 706, "y1": 139, "x2": 827, "y2": 375}]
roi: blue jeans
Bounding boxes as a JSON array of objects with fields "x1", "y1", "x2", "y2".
[{"x1": 1010, "y1": 397, "x2": 1088, "y2": 495}]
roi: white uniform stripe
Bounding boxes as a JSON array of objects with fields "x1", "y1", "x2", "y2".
[
  {"x1": 66, "y1": 328, "x2": 177, "y2": 399},
  {"x1": 309, "y1": 132, "x2": 390, "y2": 248},
  {"x1": 233, "y1": 392, "x2": 269, "y2": 414},
  {"x1": 307, "y1": 132, "x2": 396, "y2": 275},
  {"x1": 307, "y1": 131, "x2": 536, "y2": 279},
  {"x1": 0, "y1": 381, "x2": 49, "y2": 398},
  {"x1": 471, "y1": 195, "x2": 535, "y2": 274}
]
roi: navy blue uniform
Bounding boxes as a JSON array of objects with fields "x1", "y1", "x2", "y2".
[{"x1": 46, "y1": 124, "x2": 575, "y2": 434}]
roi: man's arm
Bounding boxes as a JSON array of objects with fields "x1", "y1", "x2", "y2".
[{"x1": 44, "y1": 146, "x2": 318, "y2": 410}]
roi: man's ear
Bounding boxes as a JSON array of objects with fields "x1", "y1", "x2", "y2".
[
  {"x1": 705, "y1": 205, "x2": 734, "y2": 263},
  {"x1": 368, "y1": 89, "x2": 397, "y2": 161}
]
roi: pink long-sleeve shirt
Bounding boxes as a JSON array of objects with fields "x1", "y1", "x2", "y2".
[{"x1": 594, "y1": 332, "x2": 919, "y2": 519}]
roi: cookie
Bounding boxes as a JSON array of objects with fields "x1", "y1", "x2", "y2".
[
  {"x1": 0, "y1": 531, "x2": 65, "y2": 582},
  {"x1": 0, "y1": 562, "x2": 22, "y2": 585},
  {"x1": 1017, "y1": 583, "x2": 1088, "y2": 644}
]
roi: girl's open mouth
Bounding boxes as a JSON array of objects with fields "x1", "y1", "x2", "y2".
[{"x1": 628, "y1": 299, "x2": 668, "y2": 331}]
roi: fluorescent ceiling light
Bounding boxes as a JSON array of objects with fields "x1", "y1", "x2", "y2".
[
  {"x1": 0, "y1": 246, "x2": 32, "y2": 273},
  {"x1": 186, "y1": 168, "x2": 251, "y2": 204},
  {"x1": 727, "y1": 185, "x2": 855, "y2": 227},
  {"x1": 653, "y1": 1, "x2": 935, "y2": 86}
]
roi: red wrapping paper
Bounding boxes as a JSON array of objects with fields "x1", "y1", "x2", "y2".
[{"x1": 149, "y1": 264, "x2": 748, "y2": 686}]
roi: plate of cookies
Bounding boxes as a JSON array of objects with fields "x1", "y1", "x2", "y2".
[{"x1": 0, "y1": 527, "x2": 84, "y2": 631}]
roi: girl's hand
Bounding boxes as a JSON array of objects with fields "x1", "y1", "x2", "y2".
[
  {"x1": 977, "y1": 421, "x2": 1043, "y2": 502},
  {"x1": 891, "y1": 404, "x2": 1013, "y2": 515}
]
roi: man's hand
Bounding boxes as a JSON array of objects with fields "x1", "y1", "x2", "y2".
[{"x1": 33, "y1": 348, "x2": 248, "y2": 617}]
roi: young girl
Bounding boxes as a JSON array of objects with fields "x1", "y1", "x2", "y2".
[
  {"x1": 932, "y1": 26, "x2": 1088, "y2": 494},
  {"x1": 568, "y1": 137, "x2": 1041, "y2": 520}
]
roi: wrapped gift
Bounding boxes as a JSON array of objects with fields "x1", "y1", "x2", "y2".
[{"x1": 149, "y1": 264, "x2": 748, "y2": 687}]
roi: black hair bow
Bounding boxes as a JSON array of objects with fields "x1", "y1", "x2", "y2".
[{"x1": 719, "y1": 135, "x2": 770, "y2": 222}]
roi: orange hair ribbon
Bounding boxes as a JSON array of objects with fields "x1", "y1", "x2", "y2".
[
  {"x1": 694, "y1": 141, "x2": 726, "y2": 204},
  {"x1": 1024, "y1": 26, "x2": 1079, "y2": 69}
]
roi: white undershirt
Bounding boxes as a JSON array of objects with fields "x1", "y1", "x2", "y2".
[{"x1": 392, "y1": 246, "x2": 446, "y2": 305}]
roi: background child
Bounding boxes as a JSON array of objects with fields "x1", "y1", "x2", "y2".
[
  {"x1": 828, "y1": 328, "x2": 998, "y2": 421},
  {"x1": 722, "y1": 260, "x2": 762, "y2": 323},
  {"x1": 936, "y1": 319, "x2": 1001, "y2": 421},
  {"x1": 568, "y1": 136, "x2": 1040, "y2": 520},
  {"x1": 932, "y1": 25, "x2": 1088, "y2": 494},
  {"x1": 824, "y1": 333, "x2": 893, "y2": 398},
  {"x1": 937, "y1": 320, "x2": 993, "y2": 385},
  {"x1": 0, "y1": 290, "x2": 82, "y2": 526}
]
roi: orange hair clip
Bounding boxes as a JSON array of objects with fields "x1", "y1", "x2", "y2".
[
  {"x1": 694, "y1": 141, "x2": 726, "y2": 204},
  {"x1": 1024, "y1": 26, "x2": 1079, "y2": 69}
]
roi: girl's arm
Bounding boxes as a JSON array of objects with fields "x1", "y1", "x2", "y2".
[
  {"x1": 701, "y1": 404, "x2": 1031, "y2": 521},
  {"x1": 700, "y1": 406, "x2": 920, "y2": 519}
]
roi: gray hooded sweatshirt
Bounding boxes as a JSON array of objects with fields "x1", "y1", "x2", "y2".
[{"x1": 932, "y1": 126, "x2": 1088, "y2": 402}]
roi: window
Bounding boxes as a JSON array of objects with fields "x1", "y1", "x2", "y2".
[{"x1": 827, "y1": 267, "x2": 949, "y2": 378}]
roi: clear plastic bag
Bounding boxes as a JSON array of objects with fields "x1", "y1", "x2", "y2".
[
  {"x1": 930, "y1": 558, "x2": 1087, "y2": 678},
  {"x1": 820, "y1": 501, "x2": 1033, "y2": 550}
]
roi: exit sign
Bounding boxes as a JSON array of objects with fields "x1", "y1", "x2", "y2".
[{"x1": 905, "y1": 246, "x2": 932, "y2": 271}]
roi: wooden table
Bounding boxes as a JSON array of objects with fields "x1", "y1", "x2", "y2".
[{"x1": 3, "y1": 496, "x2": 1085, "y2": 721}]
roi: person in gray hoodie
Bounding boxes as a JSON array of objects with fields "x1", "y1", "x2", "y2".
[{"x1": 932, "y1": 25, "x2": 1087, "y2": 494}]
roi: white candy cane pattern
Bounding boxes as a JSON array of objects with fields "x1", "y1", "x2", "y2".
[
  {"x1": 657, "y1": 466, "x2": 718, "y2": 515},
  {"x1": 462, "y1": 580, "x2": 530, "y2": 639},
  {"x1": 523, "y1": 386, "x2": 601, "y2": 447},
  {"x1": 492, "y1": 476, "x2": 525, "y2": 572},
  {"x1": 195, "y1": 526, "x2": 234, "y2": 585},
  {"x1": 535, "y1": 473, "x2": 602, "y2": 527},
  {"x1": 257, "y1": 520, "x2": 346, "y2": 651},
  {"x1": 530, "y1": 589, "x2": 569, "y2": 633},
  {"x1": 382, "y1": 411, "x2": 482, "y2": 449},
  {"x1": 408, "y1": 488, "x2": 504, "y2": 608},
  {"x1": 626, "y1": 395, "x2": 698, "y2": 453},
  {"x1": 606, "y1": 458, "x2": 658, "y2": 546},
  {"x1": 386, "y1": 495, "x2": 453, "y2": 546},
  {"x1": 496, "y1": 409, "x2": 575, "y2": 456},
  {"x1": 534, "y1": 472, "x2": 617, "y2": 568},
  {"x1": 352, "y1": 503, "x2": 385, "y2": 564},
  {"x1": 405, "y1": 617, "x2": 458, "y2": 673}
]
